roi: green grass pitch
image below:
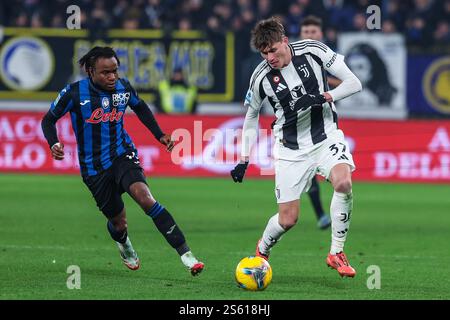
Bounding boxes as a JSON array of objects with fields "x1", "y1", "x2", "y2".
[{"x1": 1, "y1": 173, "x2": 449, "y2": 300}]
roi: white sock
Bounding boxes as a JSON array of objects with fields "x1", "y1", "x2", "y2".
[
  {"x1": 330, "y1": 191, "x2": 353, "y2": 254},
  {"x1": 259, "y1": 213, "x2": 286, "y2": 255}
]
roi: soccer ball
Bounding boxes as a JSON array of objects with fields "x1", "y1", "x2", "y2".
[{"x1": 235, "y1": 256, "x2": 272, "y2": 291}]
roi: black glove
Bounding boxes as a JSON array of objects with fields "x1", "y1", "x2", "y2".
[
  {"x1": 230, "y1": 161, "x2": 249, "y2": 183},
  {"x1": 294, "y1": 94, "x2": 326, "y2": 111}
]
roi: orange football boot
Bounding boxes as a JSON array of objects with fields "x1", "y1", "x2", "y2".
[{"x1": 326, "y1": 252, "x2": 356, "y2": 278}]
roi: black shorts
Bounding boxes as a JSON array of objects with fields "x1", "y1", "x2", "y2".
[{"x1": 82, "y1": 151, "x2": 147, "y2": 218}]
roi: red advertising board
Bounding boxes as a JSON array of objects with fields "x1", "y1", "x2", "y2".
[{"x1": 1, "y1": 110, "x2": 449, "y2": 183}]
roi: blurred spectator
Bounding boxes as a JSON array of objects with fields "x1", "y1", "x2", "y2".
[
  {"x1": 322, "y1": 0, "x2": 356, "y2": 31},
  {"x1": 178, "y1": 17, "x2": 192, "y2": 31},
  {"x1": 14, "y1": 13, "x2": 29, "y2": 27},
  {"x1": 405, "y1": 0, "x2": 439, "y2": 44},
  {"x1": 50, "y1": 14, "x2": 65, "y2": 28},
  {"x1": 405, "y1": 15, "x2": 428, "y2": 44},
  {"x1": 88, "y1": 0, "x2": 112, "y2": 38},
  {"x1": 154, "y1": 67, "x2": 198, "y2": 114},
  {"x1": 385, "y1": 0, "x2": 407, "y2": 32},
  {"x1": 205, "y1": 15, "x2": 223, "y2": 35},
  {"x1": 382, "y1": 19, "x2": 398, "y2": 34},
  {"x1": 113, "y1": 0, "x2": 130, "y2": 28},
  {"x1": 433, "y1": 21, "x2": 450, "y2": 43},
  {"x1": 324, "y1": 27, "x2": 338, "y2": 50},
  {"x1": 256, "y1": 0, "x2": 272, "y2": 20},
  {"x1": 0, "y1": 0, "x2": 447, "y2": 46},
  {"x1": 122, "y1": 17, "x2": 140, "y2": 30},
  {"x1": 30, "y1": 12, "x2": 44, "y2": 28},
  {"x1": 351, "y1": 12, "x2": 367, "y2": 32},
  {"x1": 285, "y1": 2, "x2": 307, "y2": 38}
]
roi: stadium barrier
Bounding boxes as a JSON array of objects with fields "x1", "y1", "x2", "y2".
[{"x1": 1, "y1": 110, "x2": 449, "y2": 183}]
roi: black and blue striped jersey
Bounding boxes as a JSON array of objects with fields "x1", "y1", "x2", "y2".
[{"x1": 48, "y1": 77, "x2": 143, "y2": 177}]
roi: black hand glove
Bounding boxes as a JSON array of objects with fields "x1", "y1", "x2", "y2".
[
  {"x1": 230, "y1": 161, "x2": 249, "y2": 183},
  {"x1": 294, "y1": 94, "x2": 326, "y2": 111}
]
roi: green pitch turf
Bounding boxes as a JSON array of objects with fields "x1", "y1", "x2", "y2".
[{"x1": 0, "y1": 173, "x2": 449, "y2": 300}]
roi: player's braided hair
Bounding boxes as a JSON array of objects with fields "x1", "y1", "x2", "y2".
[
  {"x1": 251, "y1": 16, "x2": 285, "y2": 51},
  {"x1": 78, "y1": 46, "x2": 120, "y2": 75}
]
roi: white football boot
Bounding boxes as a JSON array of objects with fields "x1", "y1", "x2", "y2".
[
  {"x1": 181, "y1": 251, "x2": 204, "y2": 276},
  {"x1": 116, "y1": 237, "x2": 140, "y2": 270}
]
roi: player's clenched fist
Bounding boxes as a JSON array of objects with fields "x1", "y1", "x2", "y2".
[
  {"x1": 159, "y1": 134, "x2": 175, "y2": 152},
  {"x1": 51, "y1": 142, "x2": 65, "y2": 160},
  {"x1": 230, "y1": 161, "x2": 249, "y2": 183}
]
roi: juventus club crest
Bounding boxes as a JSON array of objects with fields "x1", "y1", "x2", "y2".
[{"x1": 298, "y1": 64, "x2": 310, "y2": 78}]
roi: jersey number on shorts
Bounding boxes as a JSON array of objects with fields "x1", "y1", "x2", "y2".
[
  {"x1": 126, "y1": 151, "x2": 140, "y2": 164},
  {"x1": 329, "y1": 143, "x2": 349, "y2": 160}
]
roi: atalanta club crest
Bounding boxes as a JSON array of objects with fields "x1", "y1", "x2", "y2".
[{"x1": 102, "y1": 97, "x2": 109, "y2": 109}]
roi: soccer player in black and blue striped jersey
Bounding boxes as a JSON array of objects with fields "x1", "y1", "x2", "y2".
[{"x1": 41, "y1": 47, "x2": 204, "y2": 276}]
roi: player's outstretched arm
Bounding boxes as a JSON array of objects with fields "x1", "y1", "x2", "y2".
[
  {"x1": 41, "y1": 111, "x2": 65, "y2": 160},
  {"x1": 230, "y1": 107, "x2": 259, "y2": 183},
  {"x1": 131, "y1": 100, "x2": 174, "y2": 151}
]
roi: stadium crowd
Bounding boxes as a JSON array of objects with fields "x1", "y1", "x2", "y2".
[{"x1": 1, "y1": 0, "x2": 450, "y2": 46}]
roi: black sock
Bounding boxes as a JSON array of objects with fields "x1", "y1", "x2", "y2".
[
  {"x1": 107, "y1": 221, "x2": 127, "y2": 244},
  {"x1": 308, "y1": 178, "x2": 325, "y2": 220},
  {"x1": 146, "y1": 202, "x2": 189, "y2": 255}
]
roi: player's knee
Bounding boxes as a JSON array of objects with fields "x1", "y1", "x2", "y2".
[
  {"x1": 132, "y1": 187, "x2": 155, "y2": 207},
  {"x1": 279, "y1": 208, "x2": 298, "y2": 230},
  {"x1": 334, "y1": 178, "x2": 352, "y2": 194}
]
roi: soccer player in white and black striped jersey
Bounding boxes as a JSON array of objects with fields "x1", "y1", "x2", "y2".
[{"x1": 230, "y1": 17, "x2": 362, "y2": 278}]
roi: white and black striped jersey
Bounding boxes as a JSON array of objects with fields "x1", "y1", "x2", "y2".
[{"x1": 241, "y1": 39, "x2": 362, "y2": 158}]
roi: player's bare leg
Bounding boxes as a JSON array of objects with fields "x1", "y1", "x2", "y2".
[
  {"x1": 108, "y1": 208, "x2": 140, "y2": 270},
  {"x1": 128, "y1": 182, "x2": 204, "y2": 276},
  {"x1": 257, "y1": 200, "x2": 299, "y2": 260},
  {"x1": 327, "y1": 163, "x2": 356, "y2": 277}
]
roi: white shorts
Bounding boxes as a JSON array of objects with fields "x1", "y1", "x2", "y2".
[{"x1": 274, "y1": 129, "x2": 355, "y2": 203}]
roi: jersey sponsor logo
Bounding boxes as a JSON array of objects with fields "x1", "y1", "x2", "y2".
[
  {"x1": 85, "y1": 108, "x2": 124, "y2": 124},
  {"x1": 326, "y1": 53, "x2": 337, "y2": 68},
  {"x1": 101, "y1": 97, "x2": 109, "y2": 109},
  {"x1": 290, "y1": 85, "x2": 305, "y2": 99},
  {"x1": 289, "y1": 86, "x2": 306, "y2": 110},
  {"x1": 275, "y1": 83, "x2": 287, "y2": 93},
  {"x1": 112, "y1": 92, "x2": 130, "y2": 107}
]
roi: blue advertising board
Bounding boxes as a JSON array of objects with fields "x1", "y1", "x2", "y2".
[{"x1": 408, "y1": 55, "x2": 450, "y2": 117}]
